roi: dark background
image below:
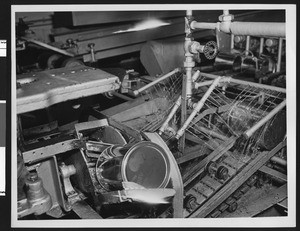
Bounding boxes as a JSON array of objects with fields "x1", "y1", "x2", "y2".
[{"x1": 0, "y1": 0, "x2": 298, "y2": 231}]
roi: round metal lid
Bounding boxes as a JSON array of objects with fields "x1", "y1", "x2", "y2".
[{"x1": 121, "y1": 141, "x2": 170, "y2": 189}]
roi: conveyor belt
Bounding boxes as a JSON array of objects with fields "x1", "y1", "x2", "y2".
[{"x1": 185, "y1": 140, "x2": 286, "y2": 218}]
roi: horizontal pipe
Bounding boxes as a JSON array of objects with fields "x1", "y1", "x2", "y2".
[
  {"x1": 244, "y1": 99, "x2": 286, "y2": 139},
  {"x1": 191, "y1": 21, "x2": 285, "y2": 38},
  {"x1": 229, "y1": 22, "x2": 285, "y2": 37},
  {"x1": 111, "y1": 91, "x2": 134, "y2": 101},
  {"x1": 190, "y1": 21, "x2": 217, "y2": 30},
  {"x1": 200, "y1": 72, "x2": 286, "y2": 93},
  {"x1": 133, "y1": 68, "x2": 181, "y2": 96}
]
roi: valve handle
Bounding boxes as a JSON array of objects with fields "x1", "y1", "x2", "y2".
[{"x1": 203, "y1": 41, "x2": 218, "y2": 60}]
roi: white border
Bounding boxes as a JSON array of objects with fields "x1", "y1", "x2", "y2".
[{"x1": 11, "y1": 4, "x2": 296, "y2": 228}]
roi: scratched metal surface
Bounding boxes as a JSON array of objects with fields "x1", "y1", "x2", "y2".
[{"x1": 16, "y1": 65, "x2": 120, "y2": 114}]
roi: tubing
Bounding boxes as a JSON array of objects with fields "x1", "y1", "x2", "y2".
[
  {"x1": 158, "y1": 95, "x2": 182, "y2": 135},
  {"x1": 244, "y1": 99, "x2": 286, "y2": 139},
  {"x1": 133, "y1": 68, "x2": 181, "y2": 95},
  {"x1": 191, "y1": 21, "x2": 285, "y2": 38},
  {"x1": 190, "y1": 21, "x2": 217, "y2": 30},
  {"x1": 175, "y1": 77, "x2": 221, "y2": 139},
  {"x1": 270, "y1": 156, "x2": 287, "y2": 167},
  {"x1": 192, "y1": 70, "x2": 201, "y2": 82},
  {"x1": 200, "y1": 72, "x2": 286, "y2": 93},
  {"x1": 277, "y1": 38, "x2": 284, "y2": 72},
  {"x1": 259, "y1": 37, "x2": 264, "y2": 55},
  {"x1": 229, "y1": 22, "x2": 285, "y2": 37}
]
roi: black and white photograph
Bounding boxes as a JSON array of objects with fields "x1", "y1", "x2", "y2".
[{"x1": 11, "y1": 4, "x2": 296, "y2": 228}]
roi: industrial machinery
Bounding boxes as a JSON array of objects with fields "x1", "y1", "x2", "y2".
[{"x1": 15, "y1": 9, "x2": 287, "y2": 220}]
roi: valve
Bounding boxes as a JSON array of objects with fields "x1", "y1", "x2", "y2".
[{"x1": 203, "y1": 41, "x2": 218, "y2": 60}]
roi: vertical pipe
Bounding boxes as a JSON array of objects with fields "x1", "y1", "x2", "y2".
[
  {"x1": 259, "y1": 37, "x2": 264, "y2": 55},
  {"x1": 223, "y1": 9, "x2": 229, "y2": 16},
  {"x1": 231, "y1": 34, "x2": 235, "y2": 50},
  {"x1": 186, "y1": 10, "x2": 192, "y2": 17},
  {"x1": 277, "y1": 38, "x2": 283, "y2": 72},
  {"x1": 186, "y1": 62, "x2": 193, "y2": 98},
  {"x1": 175, "y1": 77, "x2": 221, "y2": 139},
  {"x1": 245, "y1": 35, "x2": 250, "y2": 56}
]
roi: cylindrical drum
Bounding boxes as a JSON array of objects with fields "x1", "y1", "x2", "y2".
[{"x1": 96, "y1": 141, "x2": 171, "y2": 191}]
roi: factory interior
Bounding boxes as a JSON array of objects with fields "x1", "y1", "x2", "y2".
[{"x1": 15, "y1": 9, "x2": 288, "y2": 220}]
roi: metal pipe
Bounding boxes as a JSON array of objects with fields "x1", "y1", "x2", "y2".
[
  {"x1": 175, "y1": 77, "x2": 221, "y2": 139},
  {"x1": 270, "y1": 156, "x2": 287, "y2": 167},
  {"x1": 194, "y1": 80, "x2": 214, "y2": 89},
  {"x1": 223, "y1": 9, "x2": 230, "y2": 16},
  {"x1": 190, "y1": 21, "x2": 217, "y2": 30},
  {"x1": 111, "y1": 91, "x2": 134, "y2": 101},
  {"x1": 277, "y1": 38, "x2": 284, "y2": 72},
  {"x1": 133, "y1": 68, "x2": 181, "y2": 95},
  {"x1": 230, "y1": 34, "x2": 235, "y2": 50},
  {"x1": 158, "y1": 95, "x2": 182, "y2": 135},
  {"x1": 191, "y1": 21, "x2": 285, "y2": 38},
  {"x1": 22, "y1": 37, "x2": 75, "y2": 57},
  {"x1": 192, "y1": 70, "x2": 201, "y2": 82},
  {"x1": 186, "y1": 10, "x2": 192, "y2": 17},
  {"x1": 245, "y1": 35, "x2": 250, "y2": 56},
  {"x1": 186, "y1": 59, "x2": 193, "y2": 98},
  {"x1": 196, "y1": 125, "x2": 228, "y2": 141},
  {"x1": 200, "y1": 72, "x2": 286, "y2": 93},
  {"x1": 259, "y1": 37, "x2": 264, "y2": 55},
  {"x1": 244, "y1": 99, "x2": 286, "y2": 139},
  {"x1": 229, "y1": 22, "x2": 285, "y2": 37}
]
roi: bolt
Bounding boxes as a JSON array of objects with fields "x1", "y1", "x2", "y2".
[{"x1": 28, "y1": 172, "x2": 38, "y2": 182}]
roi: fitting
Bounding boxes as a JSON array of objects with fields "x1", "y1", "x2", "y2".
[{"x1": 218, "y1": 13, "x2": 234, "y2": 22}]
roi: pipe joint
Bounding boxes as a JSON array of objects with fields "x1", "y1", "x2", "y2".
[
  {"x1": 218, "y1": 14, "x2": 234, "y2": 22},
  {"x1": 219, "y1": 21, "x2": 231, "y2": 33}
]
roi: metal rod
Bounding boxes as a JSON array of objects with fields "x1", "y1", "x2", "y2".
[
  {"x1": 245, "y1": 35, "x2": 250, "y2": 56},
  {"x1": 133, "y1": 68, "x2": 181, "y2": 95},
  {"x1": 244, "y1": 99, "x2": 286, "y2": 139},
  {"x1": 111, "y1": 91, "x2": 134, "y2": 101},
  {"x1": 190, "y1": 21, "x2": 217, "y2": 30},
  {"x1": 186, "y1": 62, "x2": 193, "y2": 99},
  {"x1": 194, "y1": 80, "x2": 214, "y2": 89},
  {"x1": 158, "y1": 95, "x2": 182, "y2": 135},
  {"x1": 259, "y1": 37, "x2": 264, "y2": 55},
  {"x1": 192, "y1": 70, "x2": 201, "y2": 82},
  {"x1": 196, "y1": 125, "x2": 228, "y2": 141},
  {"x1": 175, "y1": 77, "x2": 221, "y2": 139},
  {"x1": 270, "y1": 156, "x2": 287, "y2": 167},
  {"x1": 231, "y1": 34, "x2": 235, "y2": 50},
  {"x1": 277, "y1": 38, "x2": 283, "y2": 72},
  {"x1": 186, "y1": 10, "x2": 192, "y2": 17},
  {"x1": 200, "y1": 72, "x2": 286, "y2": 93},
  {"x1": 22, "y1": 37, "x2": 75, "y2": 57}
]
